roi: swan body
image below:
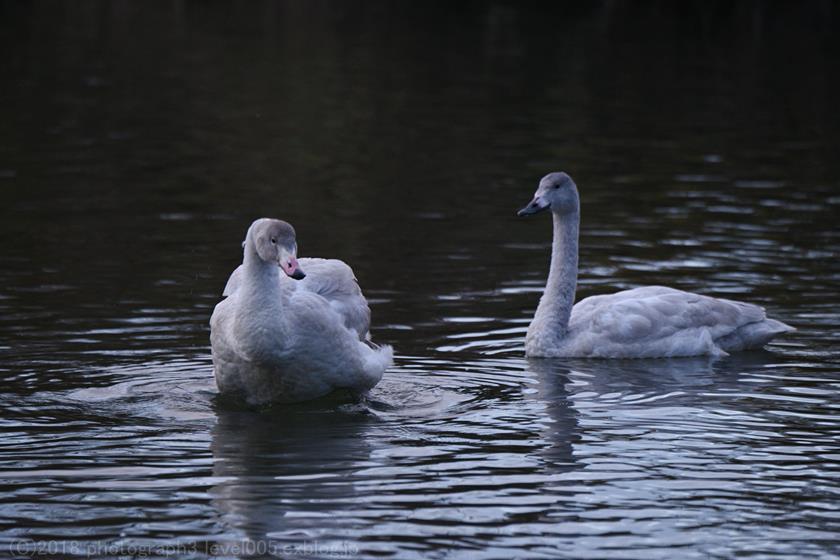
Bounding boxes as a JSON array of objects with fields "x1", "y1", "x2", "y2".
[
  {"x1": 527, "y1": 285, "x2": 793, "y2": 358},
  {"x1": 210, "y1": 219, "x2": 392, "y2": 405},
  {"x1": 518, "y1": 172, "x2": 794, "y2": 359}
]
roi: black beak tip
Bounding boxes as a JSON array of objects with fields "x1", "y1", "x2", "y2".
[
  {"x1": 291, "y1": 270, "x2": 306, "y2": 280},
  {"x1": 518, "y1": 200, "x2": 547, "y2": 217}
]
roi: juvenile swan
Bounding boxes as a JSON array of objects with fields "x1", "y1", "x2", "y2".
[
  {"x1": 517, "y1": 172, "x2": 794, "y2": 358},
  {"x1": 210, "y1": 218, "x2": 392, "y2": 405}
]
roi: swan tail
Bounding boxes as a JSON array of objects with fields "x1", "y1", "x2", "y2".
[
  {"x1": 716, "y1": 317, "x2": 795, "y2": 352},
  {"x1": 359, "y1": 342, "x2": 393, "y2": 389},
  {"x1": 762, "y1": 318, "x2": 796, "y2": 336}
]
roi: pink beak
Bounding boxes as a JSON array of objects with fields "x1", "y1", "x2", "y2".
[{"x1": 281, "y1": 256, "x2": 306, "y2": 280}]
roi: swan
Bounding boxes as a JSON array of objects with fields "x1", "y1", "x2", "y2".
[
  {"x1": 517, "y1": 172, "x2": 794, "y2": 358},
  {"x1": 210, "y1": 218, "x2": 392, "y2": 405}
]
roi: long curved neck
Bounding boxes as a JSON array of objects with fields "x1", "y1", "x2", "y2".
[
  {"x1": 241, "y1": 237, "x2": 285, "y2": 307},
  {"x1": 533, "y1": 208, "x2": 579, "y2": 336}
]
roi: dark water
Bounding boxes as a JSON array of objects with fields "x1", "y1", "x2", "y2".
[{"x1": 1, "y1": 2, "x2": 839, "y2": 558}]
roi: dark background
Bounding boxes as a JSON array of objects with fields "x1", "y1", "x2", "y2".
[{"x1": 1, "y1": 2, "x2": 839, "y2": 556}]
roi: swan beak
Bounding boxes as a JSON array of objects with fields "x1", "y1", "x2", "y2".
[
  {"x1": 281, "y1": 256, "x2": 306, "y2": 280},
  {"x1": 518, "y1": 196, "x2": 548, "y2": 216},
  {"x1": 290, "y1": 267, "x2": 306, "y2": 280}
]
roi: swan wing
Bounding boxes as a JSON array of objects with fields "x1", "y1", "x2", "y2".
[
  {"x1": 296, "y1": 258, "x2": 372, "y2": 340},
  {"x1": 570, "y1": 286, "x2": 771, "y2": 357},
  {"x1": 285, "y1": 288, "x2": 391, "y2": 390},
  {"x1": 221, "y1": 258, "x2": 372, "y2": 341},
  {"x1": 210, "y1": 293, "x2": 259, "y2": 398},
  {"x1": 222, "y1": 265, "x2": 243, "y2": 297}
]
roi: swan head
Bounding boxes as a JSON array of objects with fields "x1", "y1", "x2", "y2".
[
  {"x1": 247, "y1": 218, "x2": 306, "y2": 280},
  {"x1": 518, "y1": 172, "x2": 579, "y2": 216}
]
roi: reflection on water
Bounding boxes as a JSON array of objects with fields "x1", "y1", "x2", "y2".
[
  {"x1": 1, "y1": 2, "x2": 839, "y2": 558},
  {"x1": 211, "y1": 406, "x2": 375, "y2": 548},
  {"x1": 550, "y1": 355, "x2": 840, "y2": 558}
]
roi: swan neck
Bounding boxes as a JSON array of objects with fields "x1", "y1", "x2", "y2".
[
  {"x1": 242, "y1": 239, "x2": 284, "y2": 300},
  {"x1": 536, "y1": 208, "x2": 579, "y2": 335}
]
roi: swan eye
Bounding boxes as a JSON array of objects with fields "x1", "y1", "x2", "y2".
[
  {"x1": 270, "y1": 237, "x2": 277, "y2": 244},
  {"x1": 553, "y1": 184, "x2": 561, "y2": 189}
]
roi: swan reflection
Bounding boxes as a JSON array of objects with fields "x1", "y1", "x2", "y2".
[{"x1": 210, "y1": 401, "x2": 375, "y2": 547}]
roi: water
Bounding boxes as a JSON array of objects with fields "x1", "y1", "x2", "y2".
[{"x1": 1, "y1": 2, "x2": 839, "y2": 558}]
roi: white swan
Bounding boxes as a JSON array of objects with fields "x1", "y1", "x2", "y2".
[
  {"x1": 210, "y1": 218, "x2": 392, "y2": 405},
  {"x1": 517, "y1": 172, "x2": 794, "y2": 358}
]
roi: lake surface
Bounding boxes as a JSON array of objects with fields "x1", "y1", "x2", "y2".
[{"x1": 1, "y1": 3, "x2": 839, "y2": 558}]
